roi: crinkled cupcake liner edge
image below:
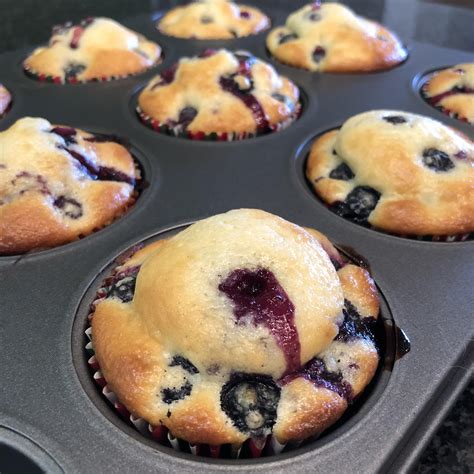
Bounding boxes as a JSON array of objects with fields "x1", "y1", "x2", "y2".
[
  {"x1": 22, "y1": 58, "x2": 163, "y2": 85},
  {"x1": 135, "y1": 103, "x2": 302, "y2": 141}
]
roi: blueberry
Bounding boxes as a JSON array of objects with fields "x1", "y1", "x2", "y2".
[
  {"x1": 422, "y1": 148, "x2": 455, "y2": 172},
  {"x1": 220, "y1": 373, "x2": 280, "y2": 436},
  {"x1": 53, "y1": 195, "x2": 83, "y2": 219},
  {"x1": 170, "y1": 356, "x2": 199, "y2": 374},
  {"x1": 201, "y1": 15, "x2": 213, "y2": 24},
  {"x1": 12, "y1": 172, "x2": 50, "y2": 196},
  {"x1": 329, "y1": 162, "x2": 355, "y2": 181},
  {"x1": 240, "y1": 11, "x2": 251, "y2": 19},
  {"x1": 271, "y1": 93, "x2": 287, "y2": 103},
  {"x1": 198, "y1": 49, "x2": 217, "y2": 58},
  {"x1": 161, "y1": 381, "x2": 193, "y2": 404},
  {"x1": 336, "y1": 299, "x2": 376, "y2": 343},
  {"x1": 332, "y1": 186, "x2": 381, "y2": 225},
  {"x1": 150, "y1": 64, "x2": 178, "y2": 89},
  {"x1": 312, "y1": 46, "x2": 326, "y2": 63},
  {"x1": 383, "y1": 115, "x2": 407, "y2": 125},
  {"x1": 307, "y1": 12, "x2": 321, "y2": 21},
  {"x1": 64, "y1": 62, "x2": 86, "y2": 81},
  {"x1": 300, "y1": 358, "x2": 353, "y2": 401},
  {"x1": 177, "y1": 107, "x2": 198, "y2": 128},
  {"x1": 279, "y1": 33, "x2": 298, "y2": 44},
  {"x1": 108, "y1": 276, "x2": 136, "y2": 303},
  {"x1": 50, "y1": 126, "x2": 77, "y2": 146}
]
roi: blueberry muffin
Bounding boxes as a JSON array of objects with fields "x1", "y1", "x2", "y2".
[
  {"x1": 137, "y1": 49, "x2": 300, "y2": 139},
  {"x1": 422, "y1": 64, "x2": 474, "y2": 125},
  {"x1": 266, "y1": 2, "x2": 407, "y2": 73},
  {"x1": 24, "y1": 18, "x2": 162, "y2": 83},
  {"x1": 306, "y1": 110, "x2": 474, "y2": 237},
  {"x1": 90, "y1": 209, "x2": 380, "y2": 450},
  {"x1": 0, "y1": 84, "x2": 12, "y2": 116},
  {"x1": 0, "y1": 117, "x2": 139, "y2": 255},
  {"x1": 157, "y1": 0, "x2": 270, "y2": 39}
]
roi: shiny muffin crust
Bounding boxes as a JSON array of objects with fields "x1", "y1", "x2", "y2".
[
  {"x1": 0, "y1": 84, "x2": 12, "y2": 116},
  {"x1": 306, "y1": 110, "x2": 474, "y2": 237},
  {"x1": 91, "y1": 209, "x2": 380, "y2": 446},
  {"x1": 158, "y1": 0, "x2": 270, "y2": 39},
  {"x1": 23, "y1": 17, "x2": 162, "y2": 83},
  {"x1": 0, "y1": 117, "x2": 138, "y2": 255},
  {"x1": 422, "y1": 63, "x2": 474, "y2": 125},
  {"x1": 138, "y1": 49, "x2": 300, "y2": 138},
  {"x1": 266, "y1": 2, "x2": 407, "y2": 73}
]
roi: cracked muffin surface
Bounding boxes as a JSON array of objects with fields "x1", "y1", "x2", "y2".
[
  {"x1": 137, "y1": 49, "x2": 300, "y2": 138},
  {"x1": 91, "y1": 209, "x2": 380, "y2": 446},
  {"x1": 306, "y1": 110, "x2": 474, "y2": 236},
  {"x1": 157, "y1": 0, "x2": 270, "y2": 39},
  {"x1": 23, "y1": 17, "x2": 162, "y2": 83},
  {"x1": 0, "y1": 117, "x2": 139, "y2": 254},
  {"x1": 422, "y1": 63, "x2": 474, "y2": 125},
  {"x1": 266, "y1": 2, "x2": 407, "y2": 72}
]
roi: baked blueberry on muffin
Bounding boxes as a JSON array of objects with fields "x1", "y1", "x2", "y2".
[
  {"x1": 422, "y1": 64, "x2": 474, "y2": 125},
  {"x1": 0, "y1": 84, "x2": 12, "y2": 116},
  {"x1": 306, "y1": 110, "x2": 474, "y2": 238},
  {"x1": 266, "y1": 2, "x2": 407, "y2": 72},
  {"x1": 0, "y1": 117, "x2": 139, "y2": 255},
  {"x1": 23, "y1": 18, "x2": 162, "y2": 83},
  {"x1": 89, "y1": 209, "x2": 380, "y2": 453},
  {"x1": 157, "y1": 0, "x2": 270, "y2": 39},
  {"x1": 137, "y1": 49, "x2": 300, "y2": 139}
]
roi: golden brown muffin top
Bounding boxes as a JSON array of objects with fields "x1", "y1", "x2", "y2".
[
  {"x1": 158, "y1": 0, "x2": 270, "y2": 39},
  {"x1": 138, "y1": 49, "x2": 300, "y2": 136},
  {"x1": 266, "y1": 2, "x2": 407, "y2": 72},
  {"x1": 306, "y1": 110, "x2": 474, "y2": 236},
  {"x1": 0, "y1": 117, "x2": 138, "y2": 254},
  {"x1": 24, "y1": 17, "x2": 162, "y2": 83},
  {"x1": 91, "y1": 209, "x2": 380, "y2": 445},
  {"x1": 423, "y1": 63, "x2": 474, "y2": 125}
]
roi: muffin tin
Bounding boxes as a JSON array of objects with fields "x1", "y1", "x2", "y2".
[{"x1": 1, "y1": 1, "x2": 473, "y2": 472}]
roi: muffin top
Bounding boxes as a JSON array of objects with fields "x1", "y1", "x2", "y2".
[
  {"x1": 306, "y1": 110, "x2": 474, "y2": 236},
  {"x1": 157, "y1": 0, "x2": 270, "y2": 39},
  {"x1": 92, "y1": 209, "x2": 380, "y2": 445},
  {"x1": 423, "y1": 63, "x2": 474, "y2": 125},
  {"x1": 24, "y1": 17, "x2": 162, "y2": 83},
  {"x1": 0, "y1": 84, "x2": 11, "y2": 116},
  {"x1": 0, "y1": 117, "x2": 138, "y2": 255},
  {"x1": 137, "y1": 49, "x2": 300, "y2": 137},
  {"x1": 266, "y1": 2, "x2": 407, "y2": 72}
]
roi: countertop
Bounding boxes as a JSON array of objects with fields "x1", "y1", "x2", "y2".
[{"x1": 0, "y1": 0, "x2": 472, "y2": 472}]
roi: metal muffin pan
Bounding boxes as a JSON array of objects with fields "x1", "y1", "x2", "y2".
[{"x1": 1, "y1": 1, "x2": 473, "y2": 472}]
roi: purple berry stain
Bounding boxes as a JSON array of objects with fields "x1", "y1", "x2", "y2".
[
  {"x1": 219, "y1": 55, "x2": 269, "y2": 132},
  {"x1": 219, "y1": 268, "x2": 300, "y2": 374}
]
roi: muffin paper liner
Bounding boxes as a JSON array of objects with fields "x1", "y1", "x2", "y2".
[
  {"x1": 420, "y1": 82, "x2": 471, "y2": 125},
  {"x1": 84, "y1": 248, "x2": 297, "y2": 459},
  {"x1": 23, "y1": 61, "x2": 161, "y2": 85},
  {"x1": 136, "y1": 103, "x2": 302, "y2": 141}
]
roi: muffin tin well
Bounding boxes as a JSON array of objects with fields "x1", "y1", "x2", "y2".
[
  {"x1": 71, "y1": 226, "x2": 402, "y2": 460},
  {"x1": 1, "y1": 1, "x2": 473, "y2": 472}
]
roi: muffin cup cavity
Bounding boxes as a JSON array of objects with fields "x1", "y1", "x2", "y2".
[{"x1": 78, "y1": 226, "x2": 399, "y2": 460}]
